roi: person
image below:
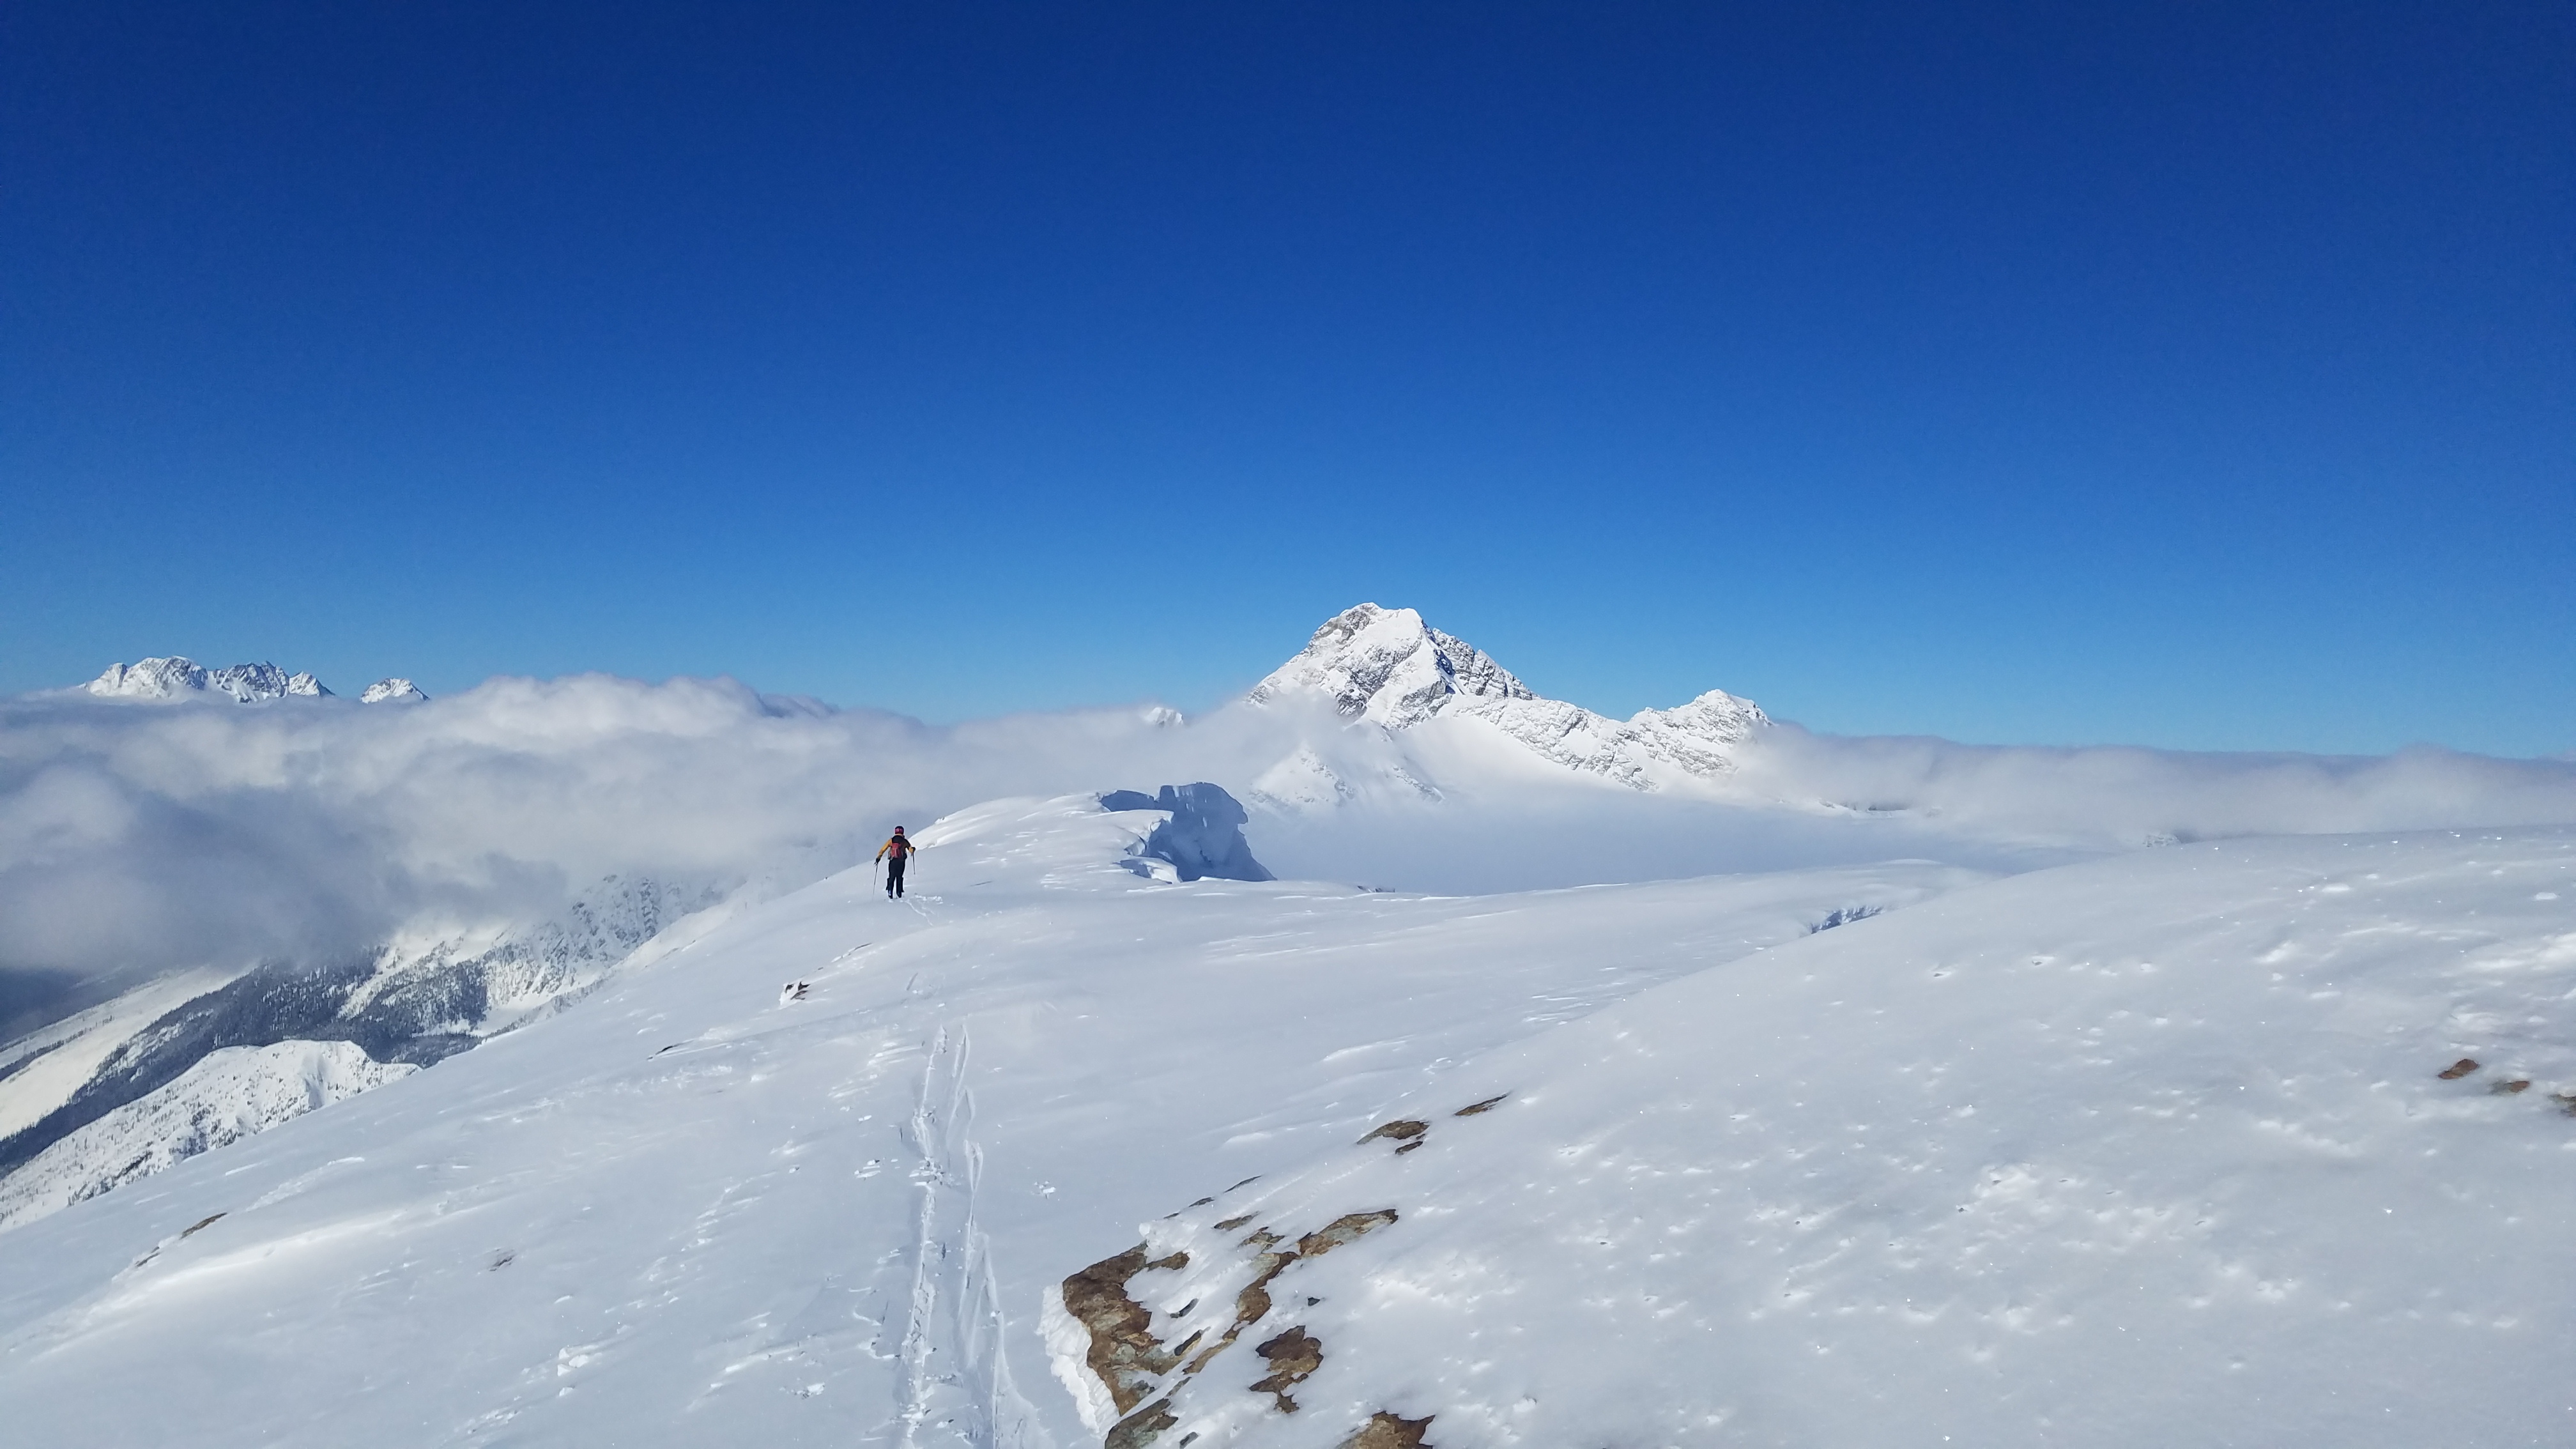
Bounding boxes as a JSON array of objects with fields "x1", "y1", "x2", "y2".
[{"x1": 876, "y1": 825, "x2": 916, "y2": 898}]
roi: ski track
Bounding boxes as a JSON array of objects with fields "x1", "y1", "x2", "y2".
[{"x1": 894, "y1": 1025, "x2": 1048, "y2": 1449}]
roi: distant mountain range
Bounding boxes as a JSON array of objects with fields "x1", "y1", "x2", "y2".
[{"x1": 84, "y1": 656, "x2": 427, "y2": 704}]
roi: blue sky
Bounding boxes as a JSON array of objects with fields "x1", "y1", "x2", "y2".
[{"x1": 4, "y1": 3, "x2": 2568, "y2": 755}]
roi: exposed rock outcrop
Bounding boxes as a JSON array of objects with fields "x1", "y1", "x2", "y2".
[{"x1": 1050, "y1": 1093, "x2": 1513, "y2": 1449}]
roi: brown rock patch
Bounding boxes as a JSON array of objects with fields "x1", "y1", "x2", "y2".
[
  {"x1": 1340, "y1": 1411, "x2": 1435, "y2": 1449},
  {"x1": 1453, "y1": 1094, "x2": 1507, "y2": 1116},
  {"x1": 1250, "y1": 1326, "x2": 1323, "y2": 1412},
  {"x1": 1063, "y1": 1245, "x2": 1188, "y2": 1414},
  {"x1": 2439, "y1": 1058, "x2": 2481, "y2": 1079},
  {"x1": 1298, "y1": 1209, "x2": 1398, "y2": 1259},
  {"x1": 1234, "y1": 1250, "x2": 1296, "y2": 1326},
  {"x1": 1358, "y1": 1119, "x2": 1427, "y2": 1147},
  {"x1": 1105, "y1": 1397, "x2": 1178, "y2": 1449}
]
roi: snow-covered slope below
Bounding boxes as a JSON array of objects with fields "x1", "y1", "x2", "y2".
[
  {"x1": 1054, "y1": 829, "x2": 2576, "y2": 1449},
  {"x1": 0, "y1": 1041, "x2": 414, "y2": 1232},
  {"x1": 0, "y1": 969, "x2": 247, "y2": 1142},
  {"x1": 0, "y1": 876, "x2": 719, "y2": 1219},
  {"x1": 0, "y1": 795, "x2": 1976, "y2": 1447}
]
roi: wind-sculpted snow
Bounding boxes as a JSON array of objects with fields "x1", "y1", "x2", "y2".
[
  {"x1": 1099, "y1": 785, "x2": 1273, "y2": 883},
  {"x1": 0, "y1": 797, "x2": 1980, "y2": 1446},
  {"x1": 1055, "y1": 829, "x2": 2576, "y2": 1449}
]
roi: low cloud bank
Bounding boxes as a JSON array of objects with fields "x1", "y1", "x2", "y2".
[
  {"x1": 1740, "y1": 725, "x2": 2576, "y2": 843},
  {"x1": 3, "y1": 672, "x2": 2572, "y2": 1008}
]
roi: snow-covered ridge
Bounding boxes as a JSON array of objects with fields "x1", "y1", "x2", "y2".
[
  {"x1": 0, "y1": 875, "x2": 716, "y2": 1232},
  {"x1": 0, "y1": 1041, "x2": 413, "y2": 1232},
  {"x1": 88, "y1": 657, "x2": 328, "y2": 702},
  {"x1": 1243, "y1": 602, "x2": 1770, "y2": 793},
  {"x1": 84, "y1": 656, "x2": 425, "y2": 703}
]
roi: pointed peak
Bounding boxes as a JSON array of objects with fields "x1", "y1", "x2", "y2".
[
  {"x1": 361, "y1": 678, "x2": 430, "y2": 705},
  {"x1": 1248, "y1": 603, "x2": 1533, "y2": 728}
]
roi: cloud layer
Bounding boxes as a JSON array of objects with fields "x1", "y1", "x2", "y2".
[{"x1": 4, "y1": 673, "x2": 2572, "y2": 1007}]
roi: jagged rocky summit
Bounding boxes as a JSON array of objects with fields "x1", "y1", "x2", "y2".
[
  {"x1": 1245, "y1": 603, "x2": 1770, "y2": 794},
  {"x1": 84, "y1": 656, "x2": 426, "y2": 704}
]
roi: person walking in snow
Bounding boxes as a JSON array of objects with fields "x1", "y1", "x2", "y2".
[{"x1": 877, "y1": 826, "x2": 916, "y2": 898}]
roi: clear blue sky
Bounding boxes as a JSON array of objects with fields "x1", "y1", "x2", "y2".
[{"x1": 4, "y1": 3, "x2": 2568, "y2": 755}]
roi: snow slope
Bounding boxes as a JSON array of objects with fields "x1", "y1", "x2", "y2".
[
  {"x1": 1055, "y1": 829, "x2": 2576, "y2": 1449},
  {"x1": 10, "y1": 608, "x2": 2576, "y2": 1276},
  {"x1": 0, "y1": 797, "x2": 2568, "y2": 1446},
  {"x1": 0, "y1": 795, "x2": 1974, "y2": 1447}
]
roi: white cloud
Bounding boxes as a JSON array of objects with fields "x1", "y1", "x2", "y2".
[{"x1": 3, "y1": 671, "x2": 2571, "y2": 997}]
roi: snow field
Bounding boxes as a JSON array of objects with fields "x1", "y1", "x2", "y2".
[
  {"x1": 0, "y1": 795, "x2": 1973, "y2": 1447},
  {"x1": 1076, "y1": 829, "x2": 2576, "y2": 1449}
]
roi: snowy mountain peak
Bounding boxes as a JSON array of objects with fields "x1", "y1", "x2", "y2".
[
  {"x1": 1247, "y1": 603, "x2": 1535, "y2": 728},
  {"x1": 1245, "y1": 604, "x2": 1770, "y2": 797},
  {"x1": 360, "y1": 678, "x2": 429, "y2": 704},
  {"x1": 86, "y1": 657, "x2": 332, "y2": 703}
]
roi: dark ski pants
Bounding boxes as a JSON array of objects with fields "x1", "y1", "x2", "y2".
[{"x1": 886, "y1": 858, "x2": 907, "y2": 897}]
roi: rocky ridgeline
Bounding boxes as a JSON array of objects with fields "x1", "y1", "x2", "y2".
[
  {"x1": 1051, "y1": 1094, "x2": 1513, "y2": 1449},
  {"x1": 84, "y1": 656, "x2": 426, "y2": 704}
]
